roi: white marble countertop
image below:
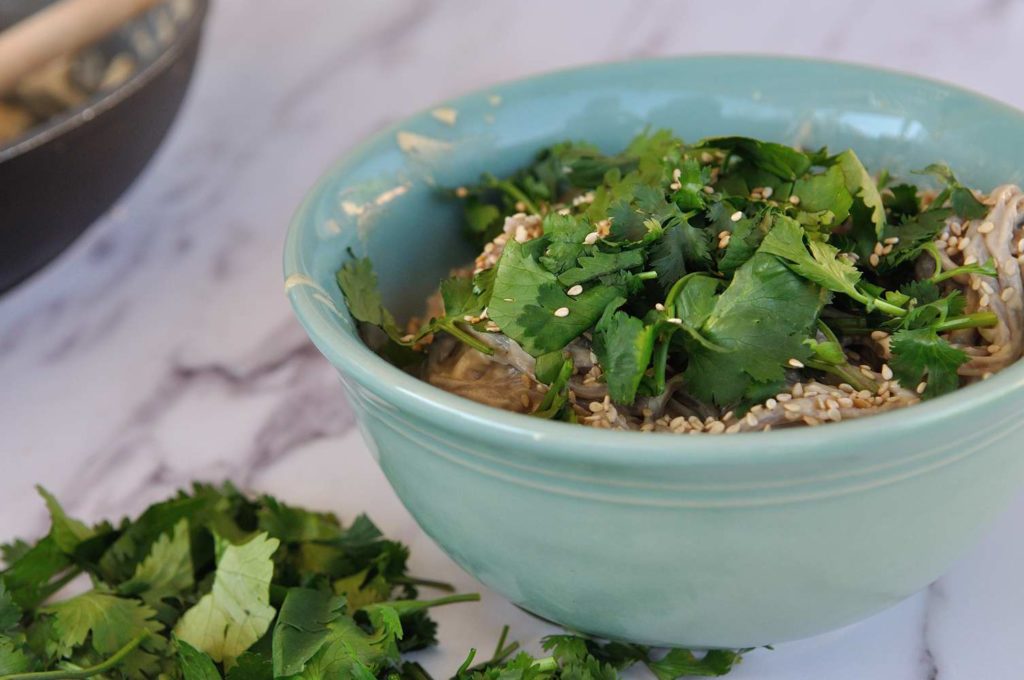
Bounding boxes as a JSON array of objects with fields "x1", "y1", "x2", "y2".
[{"x1": 3, "y1": 1, "x2": 1024, "y2": 677}]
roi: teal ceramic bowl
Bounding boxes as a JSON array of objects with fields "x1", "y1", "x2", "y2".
[{"x1": 285, "y1": 56, "x2": 1024, "y2": 647}]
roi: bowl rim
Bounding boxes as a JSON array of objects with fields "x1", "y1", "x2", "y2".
[
  {"x1": 285, "y1": 54, "x2": 1024, "y2": 468},
  {"x1": 0, "y1": 0, "x2": 210, "y2": 162}
]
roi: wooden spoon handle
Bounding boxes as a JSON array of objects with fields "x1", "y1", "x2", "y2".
[{"x1": 0, "y1": 0, "x2": 165, "y2": 96}]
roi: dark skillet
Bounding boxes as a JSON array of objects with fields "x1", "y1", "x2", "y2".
[{"x1": 0, "y1": 0, "x2": 209, "y2": 293}]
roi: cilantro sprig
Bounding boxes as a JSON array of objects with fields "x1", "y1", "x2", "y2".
[{"x1": 0, "y1": 486, "x2": 749, "y2": 680}]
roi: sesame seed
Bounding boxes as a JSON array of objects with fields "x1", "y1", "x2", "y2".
[
  {"x1": 762, "y1": 186, "x2": 774, "y2": 198},
  {"x1": 1017, "y1": 238, "x2": 1024, "y2": 253},
  {"x1": 667, "y1": 317, "x2": 683, "y2": 325},
  {"x1": 873, "y1": 242, "x2": 885, "y2": 256},
  {"x1": 802, "y1": 416, "x2": 821, "y2": 426},
  {"x1": 860, "y1": 366, "x2": 875, "y2": 378},
  {"x1": 765, "y1": 398, "x2": 778, "y2": 409},
  {"x1": 964, "y1": 255, "x2": 978, "y2": 265},
  {"x1": 520, "y1": 394, "x2": 531, "y2": 408},
  {"x1": 881, "y1": 364, "x2": 893, "y2": 380},
  {"x1": 988, "y1": 343, "x2": 1002, "y2": 354},
  {"x1": 980, "y1": 294, "x2": 991, "y2": 308},
  {"x1": 718, "y1": 230, "x2": 730, "y2": 239},
  {"x1": 783, "y1": 403, "x2": 802, "y2": 412},
  {"x1": 881, "y1": 244, "x2": 894, "y2": 255},
  {"x1": 730, "y1": 210, "x2": 743, "y2": 222},
  {"x1": 789, "y1": 195, "x2": 801, "y2": 205},
  {"x1": 583, "y1": 231, "x2": 600, "y2": 245},
  {"x1": 787, "y1": 358, "x2": 805, "y2": 368},
  {"x1": 884, "y1": 236, "x2": 900, "y2": 245},
  {"x1": 981, "y1": 281, "x2": 995, "y2": 295},
  {"x1": 869, "y1": 253, "x2": 880, "y2": 267},
  {"x1": 553, "y1": 307, "x2": 570, "y2": 317},
  {"x1": 655, "y1": 303, "x2": 665, "y2": 311},
  {"x1": 959, "y1": 237, "x2": 971, "y2": 250},
  {"x1": 1002, "y1": 288, "x2": 1017, "y2": 302},
  {"x1": 870, "y1": 330, "x2": 889, "y2": 341},
  {"x1": 745, "y1": 412, "x2": 759, "y2": 427},
  {"x1": 978, "y1": 221, "x2": 995, "y2": 234},
  {"x1": 589, "y1": 401, "x2": 604, "y2": 413},
  {"x1": 1005, "y1": 260, "x2": 1019, "y2": 276},
  {"x1": 725, "y1": 423, "x2": 743, "y2": 434},
  {"x1": 566, "y1": 284, "x2": 583, "y2": 296},
  {"x1": 703, "y1": 185, "x2": 715, "y2": 194},
  {"x1": 706, "y1": 421, "x2": 726, "y2": 434},
  {"x1": 777, "y1": 393, "x2": 793, "y2": 402},
  {"x1": 826, "y1": 407, "x2": 842, "y2": 421}
]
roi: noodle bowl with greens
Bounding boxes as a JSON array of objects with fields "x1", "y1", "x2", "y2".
[{"x1": 337, "y1": 132, "x2": 1023, "y2": 434}]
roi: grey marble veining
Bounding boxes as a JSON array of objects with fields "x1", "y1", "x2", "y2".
[{"x1": 2, "y1": 1, "x2": 1024, "y2": 677}]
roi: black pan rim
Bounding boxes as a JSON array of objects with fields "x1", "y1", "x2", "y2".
[{"x1": 0, "y1": 0, "x2": 210, "y2": 162}]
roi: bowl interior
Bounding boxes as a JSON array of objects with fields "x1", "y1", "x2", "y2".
[{"x1": 286, "y1": 55, "x2": 1024, "y2": 455}]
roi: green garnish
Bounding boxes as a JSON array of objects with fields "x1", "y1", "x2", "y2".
[
  {"x1": 339, "y1": 131, "x2": 1002, "y2": 418},
  {"x1": 0, "y1": 487, "x2": 748, "y2": 679}
]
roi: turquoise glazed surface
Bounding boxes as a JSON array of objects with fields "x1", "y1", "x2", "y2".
[{"x1": 285, "y1": 56, "x2": 1024, "y2": 647}]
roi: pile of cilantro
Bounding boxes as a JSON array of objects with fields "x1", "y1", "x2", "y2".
[
  {"x1": 339, "y1": 131, "x2": 999, "y2": 418},
  {"x1": 0, "y1": 485, "x2": 746, "y2": 679}
]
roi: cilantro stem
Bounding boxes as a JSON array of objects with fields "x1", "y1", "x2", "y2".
[
  {"x1": 493, "y1": 180, "x2": 540, "y2": 216},
  {"x1": 391, "y1": 575, "x2": 455, "y2": 593},
  {"x1": 935, "y1": 311, "x2": 999, "y2": 333},
  {"x1": 0, "y1": 633, "x2": 148, "y2": 680},
  {"x1": 418, "y1": 593, "x2": 481, "y2": 608},
  {"x1": 804, "y1": 358, "x2": 877, "y2": 393},
  {"x1": 652, "y1": 336, "x2": 671, "y2": 395},
  {"x1": 440, "y1": 321, "x2": 494, "y2": 355},
  {"x1": 931, "y1": 258, "x2": 999, "y2": 283},
  {"x1": 635, "y1": 271, "x2": 658, "y2": 281},
  {"x1": 854, "y1": 289, "x2": 907, "y2": 317}
]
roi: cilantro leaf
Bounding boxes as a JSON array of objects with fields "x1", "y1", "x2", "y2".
[
  {"x1": 885, "y1": 183, "x2": 920, "y2": 220},
  {"x1": 0, "y1": 636, "x2": 34, "y2": 675},
  {"x1": 792, "y1": 164, "x2": 852, "y2": 225},
  {"x1": 833, "y1": 149, "x2": 886, "y2": 237},
  {"x1": 671, "y1": 157, "x2": 711, "y2": 210},
  {"x1": 336, "y1": 257, "x2": 404, "y2": 342},
  {"x1": 1, "y1": 536, "x2": 72, "y2": 610},
  {"x1": 272, "y1": 588, "x2": 347, "y2": 677},
  {"x1": 487, "y1": 239, "x2": 624, "y2": 356},
  {"x1": 889, "y1": 328, "x2": 968, "y2": 398},
  {"x1": 532, "y1": 357, "x2": 576, "y2": 421},
  {"x1": 883, "y1": 208, "x2": 952, "y2": 267},
  {"x1": 36, "y1": 486, "x2": 93, "y2": 555},
  {"x1": 647, "y1": 648, "x2": 745, "y2": 679},
  {"x1": 684, "y1": 253, "x2": 824, "y2": 406},
  {"x1": 558, "y1": 249, "x2": 645, "y2": 287},
  {"x1": 649, "y1": 216, "x2": 713, "y2": 289},
  {"x1": 760, "y1": 216, "x2": 860, "y2": 301},
  {"x1": 917, "y1": 164, "x2": 988, "y2": 219},
  {"x1": 226, "y1": 651, "x2": 273, "y2": 680},
  {"x1": 40, "y1": 592, "x2": 162, "y2": 662},
  {"x1": 178, "y1": 639, "x2": 223, "y2": 680},
  {"x1": 175, "y1": 533, "x2": 280, "y2": 667},
  {"x1": 118, "y1": 520, "x2": 193, "y2": 608},
  {"x1": 700, "y1": 136, "x2": 811, "y2": 180},
  {"x1": 593, "y1": 300, "x2": 657, "y2": 405}
]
